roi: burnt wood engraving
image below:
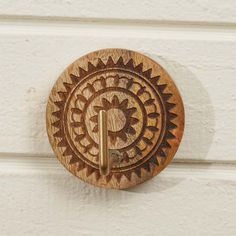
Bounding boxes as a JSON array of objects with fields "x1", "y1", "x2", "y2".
[{"x1": 46, "y1": 49, "x2": 184, "y2": 189}]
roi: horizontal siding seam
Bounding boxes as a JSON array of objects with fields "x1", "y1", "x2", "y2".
[{"x1": 1, "y1": 15, "x2": 236, "y2": 30}]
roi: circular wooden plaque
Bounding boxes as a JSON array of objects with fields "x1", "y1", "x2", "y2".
[{"x1": 46, "y1": 49, "x2": 184, "y2": 189}]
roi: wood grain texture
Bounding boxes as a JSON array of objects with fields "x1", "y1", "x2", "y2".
[{"x1": 46, "y1": 49, "x2": 184, "y2": 189}]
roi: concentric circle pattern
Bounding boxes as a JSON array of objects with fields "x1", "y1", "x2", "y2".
[{"x1": 46, "y1": 49, "x2": 184, "y2": 189}]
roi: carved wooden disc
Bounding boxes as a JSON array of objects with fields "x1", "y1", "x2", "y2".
[{"x1": 46, "y1": 48, "x2": 184, "y2": 189}]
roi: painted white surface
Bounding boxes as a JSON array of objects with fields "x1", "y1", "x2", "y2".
[
  {"x1": 0, "y1": 0, "x2": 236, "y2": 24},
  {"x1": 0, "y1": 1, "x2": 236, "y2": 235},
  {"x1": 0, "y1": 19, "x2": 236, "y2": 161},
  {"x1": 0, "y1": 156, "x2": 236, "y2": 236}
]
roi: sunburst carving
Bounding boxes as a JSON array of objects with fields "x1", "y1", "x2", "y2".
[
  {"x1": 90, "y1": 95, "x2": 138, "y2": 144},
  {"x1": 47, "y1": 49, "x2": 184, "y2": 189}
]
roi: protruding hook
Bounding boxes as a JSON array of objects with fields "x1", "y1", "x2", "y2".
[{"x1": 98, "y1": 110, "x2": 110, "y2": 176}]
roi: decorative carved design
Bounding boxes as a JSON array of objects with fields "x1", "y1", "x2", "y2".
[{"x1": 46, "y1": 49, "x2": 184, "y2": 189}]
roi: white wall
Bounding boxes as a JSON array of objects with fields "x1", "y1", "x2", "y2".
[{"x1": 0, "y1": 1, "x2": 236, "y2": 235}]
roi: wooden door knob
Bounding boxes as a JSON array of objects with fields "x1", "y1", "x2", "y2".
[{"x1": 46, "y1": 48, "x2": 184, "y2": 189}]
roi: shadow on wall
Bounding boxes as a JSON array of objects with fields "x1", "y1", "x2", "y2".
[
  {"x1": 32, "y1": 53, "x2": 215, "y2": 196},
  {"x1": 128, "y1": 53, "x2": 215, "y2": 193}
]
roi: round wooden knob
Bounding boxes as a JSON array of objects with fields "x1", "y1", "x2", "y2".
[{"x1": 46, "y1": 48, "x2": 184, "y2": 189}]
